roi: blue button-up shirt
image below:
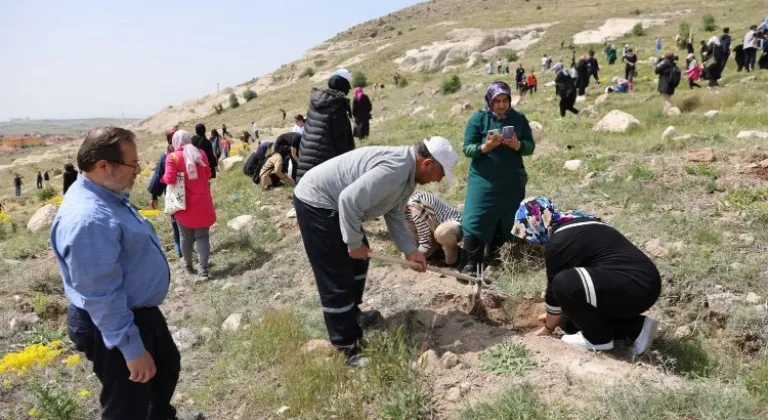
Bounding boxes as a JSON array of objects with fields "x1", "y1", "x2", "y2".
[{"x1": 51, "y1": 176, "x2": 170, "y2": 360}]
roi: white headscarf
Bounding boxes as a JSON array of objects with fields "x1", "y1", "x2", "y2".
[
  {"x1": 171, "y1": 129, "x2": 204, "y2": 180},
  {"x1": 708, "y1": 36, "x2": 721, "y2": 47}
]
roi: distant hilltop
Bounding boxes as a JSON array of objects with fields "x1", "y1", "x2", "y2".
[{"x1": 0, "y1": 117, "x2": 140, "y2": 136}]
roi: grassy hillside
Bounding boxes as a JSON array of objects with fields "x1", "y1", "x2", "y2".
[
  {"x1": 0, "y1": 118, "x2": 139, "y2": 136},
  {"x1": 2, "y1": 0, "x2": 768, "y2": 419}
]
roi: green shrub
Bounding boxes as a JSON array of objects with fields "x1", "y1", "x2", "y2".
[
  {"x1": 299, "y1": 67, "x2": 315, "y2": 78},
  {"x1": 702, "y1": 14, "x2": 717, "y2": 32},
  {"x1": 213, "y1": 104, "x2": 224, "y2": 114},
  {"x1": 746, "y1": 359, "x2": 768, "y2": 405},
  {"x1": 459, "y1": 383, "x2": 566, "y2": 420},
  {"x1": 478, "y1": 340, "x2": 535, "y2": 375},
  {"x1": 587, "y1": 156, "x2": 611, "y2": 173},
  {"x1": 228, "y1": 93, "x2": 239, "y2": 109},
  {"x1": 352, "y1": 71, "x2": 368, "y2": 88},
  {"x1": 395, "y1": 76, "x2": 409, "y2": 88},
  {"x1": 628, "y1": 163, "x2": 654, "y2": 181},
  {"x1": 36, "y1": 186, "x2": 56, "y2": 202},
  {"x1": 505, "y1": 51, "x2": 518, "y2": 62},
  {"x1": 631, "y1": 9, "x2": 642, "y2": 15},
  {"x1": 679, "y1": 95, "x2": 702, "y2": 112},
  {"x1": 242, "y1": 88, "x2": 257, "y2": 102},
  {"x1": 30, "y1": 382, "x2": 83, "y2": 420},
  {"x1": 440, "y1": 75, "x2": 462, "y2": 95},
  {"x1": 679, "y1": 22, "x2": 692, "y2": 48},
  {"x1": 632, "y1": 22, "x2": 646, "y2": 37},
  {"x1": 684, "y1": 163, "x2": 718, "y2": 179}
]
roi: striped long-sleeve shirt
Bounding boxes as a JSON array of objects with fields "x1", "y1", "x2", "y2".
[{"x1": 405, "y1": 191, "x2": 461, "y2": 254}]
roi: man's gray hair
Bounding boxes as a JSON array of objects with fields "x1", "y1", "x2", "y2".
[{"x1": 76, "y1": 126, "x2": 136, "y2": 172}]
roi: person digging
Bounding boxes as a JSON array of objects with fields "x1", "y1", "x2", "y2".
[
  {"x1": 515, "y1": 197, "x2": 661, "y2": 355},
  {"x1": 293, "y1": 137, "x2": 459, "y2": 367}
]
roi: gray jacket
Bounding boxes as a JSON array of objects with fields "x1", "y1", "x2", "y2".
[{"x1": 294, "y1": 146, "x2": 418, "y2": 255}]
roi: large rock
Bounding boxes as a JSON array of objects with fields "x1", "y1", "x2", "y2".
[
  {"x1": 662, "y1": 126, "x2": 676, "y2": 141},
  {"x1": 686, "y1": 148, "x2": 715, "y2": 163},
  {"x1": 9, "y1": 313, "x2": 40, "y2": 333},
  {"x1": 220, "y1": 155, "x2": 244, "y2": 171},
  {"x1": 222, "y1": 313, "x2": 243, "y2": 331},
  {"x1": 737, "y1": 131, "x2": 768, "y2": 139},
  {"x1": 746, "y1": 292, "x2": 763, "y2": 305},
  {"x1": 529, "y1": 121, "x2": 544, "y2": 142},
  {"x1": 416, "y1": 349, "x2": 440, "y2": 371},
  {"x1": 592, "y1": 110, "x2": 640, "y2": 133},
  {"x1": 27, "y1": 204, "x2": 58, "y2": 233},
  {"x1": 440, "y1": 352, "x2": 460, "y2": 369},
  {"x1": 227, "y1": 215, "x2": 254, "y2": 231},
  {"x1": 666, "y1": 107, "x2": 682, "y2": 117},
  {"x1": 563, "y1": 160, "x2": 584, "y2": 171},
  {"x1": 704, "y1": 110, "x2": 720, "y2": 119}
]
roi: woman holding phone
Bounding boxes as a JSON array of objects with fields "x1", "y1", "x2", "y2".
[{"x1": 461, "y1": 81, "x2": 536, "y2": 275}]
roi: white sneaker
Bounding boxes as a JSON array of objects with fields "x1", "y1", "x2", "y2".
[
  {"x1": 562, "y1": 332, "x2": 614, "y2": 351},
  {"x1": 631, "y1": 317, "x2": 658, "y2": 356}
]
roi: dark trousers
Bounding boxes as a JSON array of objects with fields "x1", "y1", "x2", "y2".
[
  {"x1": 744, "y1": 48, "x2": 757, "y2": 71},
  {"x1": 577, "y1": 86, "x2": 586, "y2": 96},
  {"x1": 721, "y1": 53, "x2": 730, "y2": 71},
  {"x1": 14, "y1": 185, "x2": 21, "y2": 196},
  {"x1": 37, "y1": 180, "x2": 43, "y2": 189},
  {"x1": 464, "y1": 220, "x2": 506, "y2": 268},
  {"x1": 625, "y1": 66, "x2": 635, "y2": 82},
  {"x1": 688, "y1": 79, "x2": 701, "y2": 89},
  {"x1": 559, "y1": 94, "x2": 579, "y2": 117},
  {"x1": 591, "y1": 72, "x2": 600, "y2": 83},
  {"x1": 170, "y1": 216, "x2": 181, "y2": 257},
  {"x1": 291, "y1": 158, "x2": 298, "y2": 181},
  {"x1": 552, "y1": 267, "x2": 661, "y2": 345},
  {"x1": 67, "y1": 306, "x2": 179, "y2": 420},
  {"x1": 293, "y1": 196, "x2": 369, "y2": 357}
]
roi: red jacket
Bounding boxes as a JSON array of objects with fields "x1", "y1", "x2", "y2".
[{"x1": 161, "y1": 149, "x2": 216, "y2": 229}]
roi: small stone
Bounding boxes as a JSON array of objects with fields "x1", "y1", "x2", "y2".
[
  {"x1": 673, "y1": 134, "x2": 695, "y2": 142},
  {"x1": 730, "y1": 262, "x2": 745, "y2": 272},
  {"x1": 563, "y1": 160, "x2": 584, "y2": 171},
  {"x1": 529, "y1": 121, "x2": 544, "y2": 142},
  {"x1": 704, "y1": 110, "x2": 719, "y2": 119},
  {"x1": 737, "y1": 131, "x2": 768, "y2": 139},
  {"x1": 739, "y1": 234, "x2": 755, "y2": 245},
  {"x1": 575, "y1": 95, "x2": 587, "y2": 103},
  {"x1": 662, "y1": 126, "x2": 676, "y2": 140},
  {"x1": 417, "y1": 350, "x2": 440, "y2": 371},
  {"x1": 12, "y1": 295, "x2": 22, "y2": 302},
  {"x1": 459, "y1": 382, "x2": 472, "y2": 394},
  {"x1": 759, "y1": 159, "x2": 768, "y2": 168},
  {"x1": 9, "y1": 313, "x2": 40, "y2": 333},
  {"x1": 170, "y1": 326, "x2": 201, "y2": 351},
  {"x1": 592, "y1": 110, "x2": 641, "y2": 133},
  {"x1": 644, "y1": 238, "x2": 668, "y2": 258},
  {"x1": 286, "y1": 208, "x2": 296, "y2": 218},
  {"x1": 686, "y1": 148, "x2": 715, "y2": 163},
  {"x1": 440, "y1": 352, "x2": 460, "y2": 369},
  {"x1": 302, "y1": 339, "x2": 335, "y2": 354},
  {"x1": 277, "y1": 406, "x2": 290, "y2": 415},
  {"x1": 674, "y1": 325, "x2": 692, "y2": 339},
  {"x1": 222, "y1": 313, "x2": 243, "y2": 331},
  {"x1": 272, "y1": 292, "x2": 281, "y2": 300},
  {"x1": 445, "y1": 387, "x2": 462, "y2": 402},
  {"x1": 746, "y1": 292, "x2": 763, "y2": 305},
  {"x1": 666, "y1": 107, "x2": 682, "y2": 117}
]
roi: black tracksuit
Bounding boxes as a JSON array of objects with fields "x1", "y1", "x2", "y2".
[
  {"x1": 555, "y1": 71, "x2": 579, "y2": 117},
  {"x1": 544, "y1": 219, "x2": 661, "y2": 345},
  {"x1": 191, "y1": 135, "x2": 218, "y2": 179}
]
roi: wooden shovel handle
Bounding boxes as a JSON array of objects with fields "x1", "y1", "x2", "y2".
[{"x1": 368, "y1": 252, "x2": 481, "y2": 284}]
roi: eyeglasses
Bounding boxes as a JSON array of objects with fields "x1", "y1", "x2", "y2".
[{"x1": 108, "y1": 160, "x2": 141, "y2": 174}]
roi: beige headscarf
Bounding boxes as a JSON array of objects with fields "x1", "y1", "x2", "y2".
[{"x1": 171, "y1": 130, "x2": 204, "y2": 180}]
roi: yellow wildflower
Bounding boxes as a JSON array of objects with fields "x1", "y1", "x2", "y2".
[
  {"x1": 138, "y1": 209, "x2": 162, "y2": 218},
  {"x1": 0, "y1": 212, "x2": 10, "y2": 224},
  {"x1": 2, "y1": 379, "x2": 11, "y2": 388},
  {"x1": 46, "y1": 196, "x2": 63, "y2": 206},
  {"x1": 28, "y1": 407, "x2": 39, "y2": 417},
  {"x1": 76, "y1": 389, "x2": 91, "y2": 398},
  {"x1": 0, "y1": 341, "x2": 64, "y2": 375},
  {"x1": 61, "y1": 354, "x2": 81, "y2": 368}
]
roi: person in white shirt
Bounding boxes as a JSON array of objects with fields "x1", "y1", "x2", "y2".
[
  {"x1": 292, "y1": 115, "x2": 305, "y2": 135},
  {"x1": 486, "y1": 61, "x2": 493, "y2": 75},
  {"x1": 744, "y1": 25, "x2": 758, "y2": 72},
  {"x1": 251, "y1": 121, "x2": 260, "y2": 140},
  {"x1": 541, "y1": 54, "x2": 551, "y2": 74}
]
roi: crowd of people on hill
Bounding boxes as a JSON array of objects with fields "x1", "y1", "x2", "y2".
[{"x1": 29, "y1": 17, "x2": 768, "y2": 417}]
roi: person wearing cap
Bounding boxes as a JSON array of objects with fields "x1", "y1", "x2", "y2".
[
  {"x1": 461, "y1": 81, "x2": 535, "y2": 276},
  {"x1": 296, "y1": 68, "x2": 355, "y2": 183},
  {"x1": 293, "y1": 138, "x2": 458, "y2": 366},
  {"x1": 515, "y1": 197, "x2": 661, "y2": 355}
]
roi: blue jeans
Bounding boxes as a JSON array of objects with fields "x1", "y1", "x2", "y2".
[{"x1": 171, "y1": 216, "x2": 182, "y2": 257}]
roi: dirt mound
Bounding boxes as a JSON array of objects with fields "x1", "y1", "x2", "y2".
[{"x1": 429, "y1": 291, "x2": 544, "y2": 330}]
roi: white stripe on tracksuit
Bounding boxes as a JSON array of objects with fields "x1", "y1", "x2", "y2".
[
  {"x1": 575, "y1": 267, "x2": 597, "y2": 308},
  {"x1": 322, "y1": 302, "x2": 356, "y2": 314}
]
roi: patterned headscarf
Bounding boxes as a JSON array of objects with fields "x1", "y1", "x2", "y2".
[
  {"x1": 484, "y1": 81, "x2": 513, "y2": 119},
  {"x1": 512, "y1": 196, "x2": 597, "y2": 245}
]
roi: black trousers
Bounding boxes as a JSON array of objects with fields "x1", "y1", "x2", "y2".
[
  {"x1": 688, "y1": 79, "x2": 701, "y2": 89},
  {"x1": 559, "y1": 94, "x2": 579, "y2": 117},
  {"x1": 67, "y1": 306, "x2": 179, "y2": 420},
  {"x1": 591, "y1": 72, "x2": 600, "y2": 83},
  {"x1": 551, "y1": 267, "x2": 661, "y2": 345},
  {"x1": 625, "y1": 66, "x2": 635, "y2": 82},
  {"x1": 464, "y1": 219, "x2": 506, "y2": 268},
  {"x1": 294, "y1": 196, "x2": 369, "y2": 357},
  {"x1": 577, "y1": 86, "x2": 586, "y2": 96}
]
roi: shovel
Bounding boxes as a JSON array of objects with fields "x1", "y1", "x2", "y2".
[{"x1": 367, "y1": 252, "x2": 483, "y2": 285}]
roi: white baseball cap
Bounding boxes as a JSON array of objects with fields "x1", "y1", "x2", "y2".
[
  {"x1": 331, "y1": 68, "x2": 352, "y2": 83},
  {"x1": 423, "y1": 137, "x2": 459, "y2": 186}
]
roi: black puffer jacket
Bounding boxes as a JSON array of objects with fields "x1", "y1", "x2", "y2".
[{"x1": 296, "y1": 87, "x2": 354, "y2": 182}]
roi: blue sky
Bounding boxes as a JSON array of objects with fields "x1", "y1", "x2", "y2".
[{"x1": 0, "y1": 0, "x2": 422, "y2": 121}]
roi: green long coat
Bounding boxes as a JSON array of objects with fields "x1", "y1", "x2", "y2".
[{"x1": 461, "y1": 110, "x2": 535, "y2": 243}]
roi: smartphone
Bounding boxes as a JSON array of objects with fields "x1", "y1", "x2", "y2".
[{"x1": 502, "y1": 126, "x2": 516, "y2": 139}]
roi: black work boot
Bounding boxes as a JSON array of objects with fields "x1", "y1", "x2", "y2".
[{"x1": 357, "y1": 310, "x2": 382, "y2": 330}]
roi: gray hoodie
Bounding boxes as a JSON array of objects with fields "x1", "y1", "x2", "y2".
[{"x1": 294, "y1": 146, "x2": 418, "y2": 255}]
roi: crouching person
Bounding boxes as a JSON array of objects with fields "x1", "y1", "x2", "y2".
[
  {"x1": 514, "y1": 197, "x2": 661, "y2": 355},
  {"x1": 405, "y1": 191, "x2": 462, "y2": 267},
  {"x1": 293, "y1": 137, "x2": 458, "y2": 366},
  {"x1": 258, "y1": 143, "x2": 295, "y2": 190}
]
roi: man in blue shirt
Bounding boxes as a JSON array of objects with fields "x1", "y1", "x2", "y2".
[{"x1": 51, "y1": 126, "x2": 182, "y2": 420}]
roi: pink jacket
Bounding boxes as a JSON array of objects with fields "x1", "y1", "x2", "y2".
[{"x1": 161, "y1": 149, "x2": 216, "y2": 229}]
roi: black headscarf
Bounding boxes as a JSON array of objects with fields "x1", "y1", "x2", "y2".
[{"x1": 328, "y1": 75, "x2": 351, "y2": 96}]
